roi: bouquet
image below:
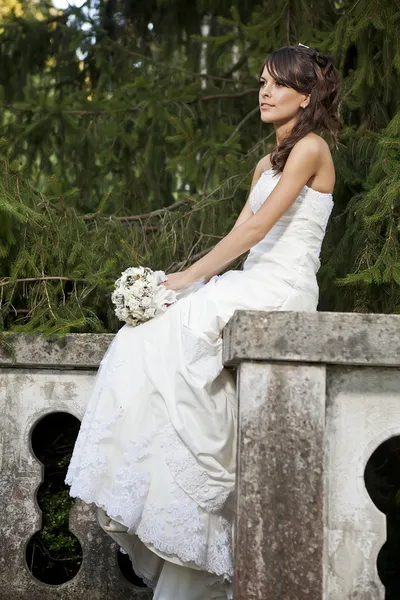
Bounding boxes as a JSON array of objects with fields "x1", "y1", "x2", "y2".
[{"x1": 111, "y1": 266, "x2": 177, "y2": 327}]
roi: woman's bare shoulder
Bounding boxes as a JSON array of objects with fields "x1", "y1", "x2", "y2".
[
  {"x1": 297, "y1": 133, "x2": 334, "y2": 168},
  {"x1": 294, "y1": 133, "x2": 335, "y2": 192}
]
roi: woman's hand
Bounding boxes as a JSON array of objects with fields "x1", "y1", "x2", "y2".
[{"x1": 160, "y1": 270, "x2": 192, "y2": 291}]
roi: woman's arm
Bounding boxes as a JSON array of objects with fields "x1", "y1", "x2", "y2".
[
  {"x1": 230, "y1": 155, "x2": 269, "y2": 231},
  {"x1": 163, "y1": 137, "x2": 321, "y2": 290}
]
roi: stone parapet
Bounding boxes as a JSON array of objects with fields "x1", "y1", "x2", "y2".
[
  {"x1": 225, "y1": 310, "x2": 400, "y2": 600},
  {"x1": 0, "y1": 332, "x2": 149, "y2": 600},
  {"x1": 2, "y1": 309, "x2": 400, "y2": 599},
  {"x1": 0, "y1": 333, "x2": 114, "y2": 369},
  {"x1": 223, "y1": 310, "x2": 400, "y2": 366}
]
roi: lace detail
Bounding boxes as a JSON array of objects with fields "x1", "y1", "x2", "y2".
[
  {"x1": 206, "y1": 526, "x2": 234, "y2": 580},
  {"x1": 65, "y1": 401, "x2": 126, "y2": 497},
  {"x1": 160, "y1": 424, "x2": 230, "y2": 513},
  {"x1": 66, "y1": 390, "x2": 234, "y2": 579},
  {"x1": 107, "y1": 434, "x2": 153, "y2": 530},
  {"x1": 126, "y1": 555, "x2": 156, "y2": 591}
]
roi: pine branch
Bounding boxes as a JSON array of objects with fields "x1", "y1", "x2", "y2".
[
  {"x1": 191, "y1": 89, "x2": 258, "y2": 104},
  {"x1": 82, "y1": 199, "x2": 192, "y2": 222},
  {"x1": 222, "y1": 54, "x2": 250, "y2": 78},
  {"x1": 169, "y1": 247, "x2": 214, "y2": 271},
  {"x1": 225, "y1": 106, "x2": 260, "y2": 144},
  {"x1": 109, "y1": 45, "x2": 237, "y2": 83},
  {"x1": 1, "y1": 89, "x2": 257, "y2": 117},
  {"x1": 0, "y1": 277, "x2": 86, "y2": 288},
  {"x1": 0, "y1": 105, "x2": 140, "y2": 116}
]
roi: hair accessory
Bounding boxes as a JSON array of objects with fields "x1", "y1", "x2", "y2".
[{"x1": 298, "y1": 43, "x2": 309, "y2": 48}]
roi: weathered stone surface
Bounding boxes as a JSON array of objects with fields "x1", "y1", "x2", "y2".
[
  {"x1": 0, "y1": 333, "x2": 114, "y2": 368},
  {"x1": 225, "y1": 310, "x2": 400, "y2": 600},
  {"x1": 235, "y1": 361, "x2": 326, "y2": 600},
  {"x1": 0, "y1": 368, "x2": 151, "y2": 600},
  {"x1": 223, "y1": 310, "x2": 400, "y2": 367},
  {"x1": 324, "y1": 366, "x2": 400, "y2": 600},
  {"x1": 2, "y1": 312, "x2": 400, "y2": 600}
]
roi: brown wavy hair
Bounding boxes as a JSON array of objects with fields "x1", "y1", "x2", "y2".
[{"x1": 261, "y1": 45, "x2": 343, "y2": 174}]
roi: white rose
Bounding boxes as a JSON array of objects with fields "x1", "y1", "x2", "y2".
[
  {"x1": 133, "y1": 279, "x2": 146, "y2": 291},
  {"x1": 127, "y1": 297, "x2": 140, "y2": 310},
  {"x1": 130, "y1": 307, "x2": 144, "y2": 320},
  {"x1": 141, "y1": 298, "x2": 151, "y2": 308}
]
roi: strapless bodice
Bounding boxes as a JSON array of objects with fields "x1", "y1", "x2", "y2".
[{"x1": 243, "y1": 168, "x2": 334, "y2": 283}]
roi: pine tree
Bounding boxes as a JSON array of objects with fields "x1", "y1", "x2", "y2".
[
  {"x1": 317, "y1": 0, "x2": 400, "y2": 313},
  {"x1": 0, "y1": 0, "x2": 399, "y2": 338}
]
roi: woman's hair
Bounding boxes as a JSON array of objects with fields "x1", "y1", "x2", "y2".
[{"x1": 261, "y1": 45, "x2": 342, "y2": 174}]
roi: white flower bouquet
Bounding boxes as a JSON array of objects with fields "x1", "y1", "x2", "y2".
[{"x1": 111, "y1": 266, "x2": 177, "y2": 327}]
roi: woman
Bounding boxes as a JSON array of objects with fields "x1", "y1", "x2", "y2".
[{"x1": 66, "y1": 44, "x2": 341, "y2": 599}]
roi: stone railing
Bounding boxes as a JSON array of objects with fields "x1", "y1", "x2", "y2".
[
  {"x1": 1, "y1": 311, "x2": 400, "y2": 598},
  {"x1": 223, "y1": 310, "x2": 400, "y2": 600},
  {"x1": 0, "y1": 333, "x2": 151, "y2": 599}
]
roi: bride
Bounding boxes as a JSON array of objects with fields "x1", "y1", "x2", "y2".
[{"x1": 66, "y1": 44, "x2": 341, "y2": 599}]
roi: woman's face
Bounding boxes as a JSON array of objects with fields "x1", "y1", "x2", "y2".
[{"x1": 259, "y1": 64, "x2": 308, "y2": 124}]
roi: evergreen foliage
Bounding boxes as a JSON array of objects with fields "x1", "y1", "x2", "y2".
[
  {"x1": 0, "y1": 156, "x2": 240, "y2": 335},
  {"x1": 316, "y1": 0, "x2": 400, "y2": 313},
  {"x1": 0, "y1": 0, "x2": 399, "y2": 338}
]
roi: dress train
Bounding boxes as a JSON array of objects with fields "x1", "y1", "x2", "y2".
[{"x1": 96, "y1": 507, "x2": 232, "y2": 599}]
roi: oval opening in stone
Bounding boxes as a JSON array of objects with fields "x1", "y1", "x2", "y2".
[
  {"x1": 25, "y1": 411, "x2": 82, "y2": 584},
  {"x1": 364, "y1": 435, "x2": 400, "y2": 599}
]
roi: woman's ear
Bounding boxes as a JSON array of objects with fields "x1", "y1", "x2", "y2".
[{"x1": 300, "y1": 94, "x2": 311, "y2": 109}]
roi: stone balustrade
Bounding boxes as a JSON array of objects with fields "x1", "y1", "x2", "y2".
[
  {"x1": 223, "y1": 310, "x2": 400, "y2": 600},
  {"x1": 0, "y1": 333, "x2": 150, "y2": 599},
  {"x1": 1, "y1": 310, "x2": 400, "y2": 599}
]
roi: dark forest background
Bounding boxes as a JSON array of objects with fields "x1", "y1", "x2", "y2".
[{"x1": 0, "y1": 0, "x2": 399, "y2": 337}]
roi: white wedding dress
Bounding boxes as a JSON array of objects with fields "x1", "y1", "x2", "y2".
[{"x1": 65, "y1": 167, "x2": 334, "y2": 599}]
